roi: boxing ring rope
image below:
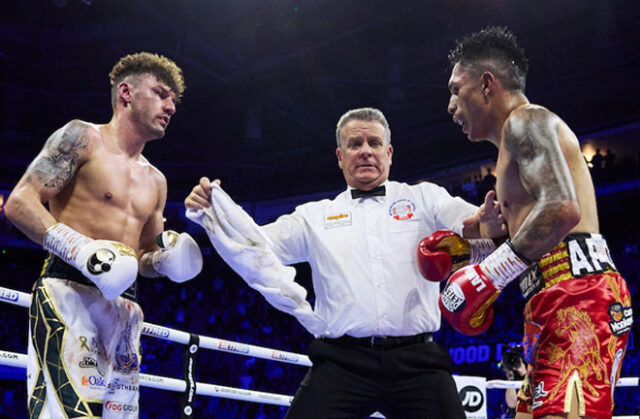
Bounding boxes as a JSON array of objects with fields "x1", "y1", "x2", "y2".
[
  {"x1": 0, "y1": 287, "x2": 311, "y2": 368},
  {"x1": 486, "y1": 378, "x2": 639, "y2": 390},
  {"x1": 1, "y1": 286, "x2": 638, "y2": 418}
]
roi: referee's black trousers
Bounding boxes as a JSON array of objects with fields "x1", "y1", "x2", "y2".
[{"x1": 284, "y1": 335, "x2": 465, "y2": 419}]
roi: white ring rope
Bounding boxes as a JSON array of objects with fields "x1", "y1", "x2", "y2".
[
  {"x1": 0, "y1": 287, "x2": 311, "y2": 367},
  {"x1": 1, "y1": 286, "x2": 637, "y2": 418},
  {"x1": 486, "y1": 378, "x2": 639, "y2": 389},
  {"x1": 0, "y1": 350, "x2": 293, "y2": 407}
]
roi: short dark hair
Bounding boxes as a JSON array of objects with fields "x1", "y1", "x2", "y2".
[
  {"x1": 448, "y1": 26, "x2": 529, "y2": 91},
  {"x1": 109, "y1": 52, "x2": 185, "y2": 107}
]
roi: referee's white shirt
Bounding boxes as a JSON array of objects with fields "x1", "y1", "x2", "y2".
[{"x1": 262, "y1": 180, "x2": 478, "y2": 338}]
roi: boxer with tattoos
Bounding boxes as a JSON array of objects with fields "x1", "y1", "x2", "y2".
[
  {"x1": 5, "y1": 52, "x2": 202, "y2": 418},
  {"x1": 436, "y1": 26, "x2": 631, "y2": 419}
]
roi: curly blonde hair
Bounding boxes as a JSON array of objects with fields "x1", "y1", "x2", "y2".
[{"x1": 109, "y1": 52, "x2": 185, "y2": 107}]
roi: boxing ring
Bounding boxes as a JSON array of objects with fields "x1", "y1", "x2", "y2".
[{"x1": 1, "y1": 286, "x2": 638, "y2": 418}]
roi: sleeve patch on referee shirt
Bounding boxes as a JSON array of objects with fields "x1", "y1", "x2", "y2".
[{"x1": 324, "y1": 212, "x2": 352, "y2": 229}]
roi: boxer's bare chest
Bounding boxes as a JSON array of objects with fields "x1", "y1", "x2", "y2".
[{"x1": 78, "y1": 151, "x2": 158, "y2": 219}]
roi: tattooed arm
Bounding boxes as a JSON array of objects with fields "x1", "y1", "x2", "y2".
[
  {"x1": 5, "y1": 120, "x2": 93, "y2": 244},
  {"x1": 506, "y1": 107, "x2": 581, "y2": 260}
]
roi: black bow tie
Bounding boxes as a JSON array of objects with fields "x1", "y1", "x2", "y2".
[{"x1": 351, "y1": 185, "x2": 386, "y2": 199}]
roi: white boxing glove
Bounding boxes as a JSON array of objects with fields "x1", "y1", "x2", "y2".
[
  {"x1": 43, "y1": 223, "x2": 138, "y2": 300},
  {"x1": 152, "y1": 231, "x2": 203, "y2": 282}
]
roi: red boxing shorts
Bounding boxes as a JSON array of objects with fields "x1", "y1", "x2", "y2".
[{"x1": 515, "y1": 234, "x2": 632, "y2": 419}]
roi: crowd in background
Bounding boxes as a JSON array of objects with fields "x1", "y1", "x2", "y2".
[
  {"x1": 0, "y1": 157, "x2": 638, "y2": 418},
  {"x1": 451, "y1": 147, "x2": 640, "y2": 206}
]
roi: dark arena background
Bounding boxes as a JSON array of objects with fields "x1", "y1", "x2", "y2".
[{"x1": 1, "y1": 0, "x2": 639, "y2": 418}]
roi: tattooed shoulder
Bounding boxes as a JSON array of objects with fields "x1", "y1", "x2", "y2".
[
  {"x1": 27, "y1": 120, "x2": 93, "y2": 190},
  {"x1": 504, "y1": 107, "x2": 557, "y2": 162}
]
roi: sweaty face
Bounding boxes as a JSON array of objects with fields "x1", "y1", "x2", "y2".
[
  {"x1": 128, "y1": 74, "x2": 177, "y2": 140},
  {"x1": 447, "y1": 63, "x2": 488, "y2": 142},
  {"x1": 336, "y1": 120, "x2": 392, "y2": 190}
]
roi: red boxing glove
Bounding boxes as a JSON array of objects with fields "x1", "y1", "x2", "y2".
[
  {"x1": 438, "y1": 265, "x2": 501, "y2": 335},
  {"x1": 417, "y1": 230, "x2": 496, "y2": 282},
  {"x1": 438, "y1": 241, "x2": 529, "y2": 335}
]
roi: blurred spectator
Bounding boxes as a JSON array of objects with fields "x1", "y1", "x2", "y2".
[
  {"x1": 478, "y1": 167, "x2": 497, "y2": 201},
  {"x1": 590, "y1": 148, "x2": 604, "y2": 182}
]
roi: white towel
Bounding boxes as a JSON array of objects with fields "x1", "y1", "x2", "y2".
[{"x1": 186, "y1": 183, "x2": 327, "y2": 336}]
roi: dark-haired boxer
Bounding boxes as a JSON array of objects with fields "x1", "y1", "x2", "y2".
[
  {"x1": 424, "y1": 26, "x2": 631, "y2": 419},
  {"x1": 5, "y1": 52, "x2": 202, "y2": 418}
]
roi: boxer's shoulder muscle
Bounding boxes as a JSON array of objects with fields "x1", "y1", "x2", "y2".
[
  {"x1": 139, "y1": 155, "x2": 167, "y2": 190},
  {"x1": 503, "y1": 105, "x2": 558, "y2": 160},
  {"x1": 145, "y1": 160, "x2": 167, "y2": 210},
  {"x1": 26, "y1": 120, "x2": 97, "y2": 193},
  {"x1": 502, "y1": 106, "x2": 570, "y2": 195}
]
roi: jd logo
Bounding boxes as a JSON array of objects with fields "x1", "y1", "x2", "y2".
[{"x1": 459, "y1": 385, "x2": 484, "y2": 412}]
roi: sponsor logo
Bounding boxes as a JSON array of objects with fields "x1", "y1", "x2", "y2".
[
  {"x1": 271, "y1": 350, "x2": 299, "y2": 362},
  {"x1": 388, "y1": 199, "x2": 415, "y2": 220},
  {"x1": 107, "y1": 382, "x2": 139, "y2": 392},
  {"x1": 185, "y1": 357, "x2": 196, "y2": 404},
  {"x1": 115, "y1": 323, "x2": 139, "y2": 371},
  {"x1": 218, "y1": 387, "x2": 252, "y2": 397},
  {"x1": 81, "y1": 375, "x2": 106, "y2": 389},
  {"x1": 532, "y1": 381, "x2": 548, "y2": 409},
  {"x1": 440, "y1": 282, "x2": 465, "y2": 313},
  {"x1": 218, "y1": 341, "x2": 250, "y2": 354},
  {"x1": 608, "y1": 303, "x2": 633, "y2": 336},
  {"x1": 141, "y1": 375, "x2": 164, "y2": 383},
  {"x1": 0, "y1": 288, "x2": 19, "y2": 302},
  {"x1": 324, "y1": 212, "x2": 352, "y2": 229},
  {"x1": 86, "y1": 249, "x2": 116, "y2": 275},
  {"x1": 458, "y1": 385, "x2": 484, "y2": 412},
  {"x1": 518, "y1": 264, "x2": 543, "y2": 300},
  {"x1": 79, "y1": 357, "x2": 97, "y2": 369},
  {"x1": 449, "y1": 345, "x2": 491, "y2": 365},
  {"x1": 326, "y1": 213, "x2": 348, "y2": 220},
  {"x1": 260, "y1": 393, "x2": 289, "y2": 402},
  {"x1": 0, "y1": 352, "x2": 18, "y2": 360},
  {"x1": 142, "y1": 324, "x2": 171, "y2": 339},
  {"x1": 469, "y1": 274, "x2": 487, "y2": 292},
  {"x1": 104, "y1": 401, "x2": 138, "y2": 412}
]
